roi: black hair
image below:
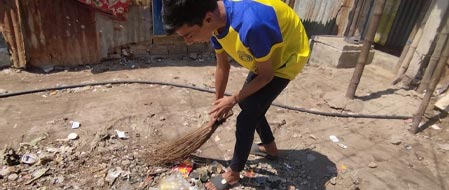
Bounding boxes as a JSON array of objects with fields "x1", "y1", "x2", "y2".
[{"x1": 162, "y1": 0, "x2": 218, "y2": 34}]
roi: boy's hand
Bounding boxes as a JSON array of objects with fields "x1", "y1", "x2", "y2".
[{"x1": 208, "y1": 95, "x2": 237, "y2": 120}]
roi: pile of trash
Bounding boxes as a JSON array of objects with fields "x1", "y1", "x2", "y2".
[
  {"x1": 0, "y1": 134, "x2": 293, "y2": 190},
  {"x1": 0, "y1": 119, "x2": 348, "y2": 190}
]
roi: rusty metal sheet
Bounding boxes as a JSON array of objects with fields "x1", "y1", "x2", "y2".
[
  {"x1": 96, "y1": 5, "x2": 152, "y2": 58},
  {"x1": 1, "y1": 0, "x2": 152, "y2": 67},
  {"x1": 19, "y1": 0, "x2": 100, "y2": 67}
]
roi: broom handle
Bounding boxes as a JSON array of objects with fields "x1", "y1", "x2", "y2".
[{"x1": 209, "y1": 111, "x2": 234, "y2": 129}]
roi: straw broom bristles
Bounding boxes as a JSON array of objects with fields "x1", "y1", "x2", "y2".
[{"x1": 145, "y1": 113, "x2": 232, "y2": 165}]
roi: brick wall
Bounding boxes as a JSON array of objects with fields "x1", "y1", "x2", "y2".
[{"x1": 119, "y1": 35, "x2": 213, "y2": 59}]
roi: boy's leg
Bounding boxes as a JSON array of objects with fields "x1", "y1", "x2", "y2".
[
  {"x1": 256, "y1": 116, "x2": 274, "y2": 145},
  {"x1": 230, "y1": 73, "x2": 289, "y2": 171}
]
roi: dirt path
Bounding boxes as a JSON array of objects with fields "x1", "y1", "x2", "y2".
[{"x1": 0, "y1": 57, "x2": 448, "y2": 189}]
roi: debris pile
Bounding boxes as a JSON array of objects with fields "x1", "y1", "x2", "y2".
[{"x1": 0, "y1": 130, "x2": 348, "y2": 189}]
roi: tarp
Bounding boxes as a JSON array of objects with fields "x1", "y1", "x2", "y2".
[{"x1": 77, "y1": 0, "x2": 131, "y2": 19}]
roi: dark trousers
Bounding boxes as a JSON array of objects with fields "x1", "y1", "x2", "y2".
[{"x1": 230, "y1": 72, "x2": 290, "y2": 171}]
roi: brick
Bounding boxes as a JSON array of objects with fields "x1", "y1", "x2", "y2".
[
  {"x1": 187, "y1": 43, "x2": 209, "y2": 53},
  {"x1": 152, "y1": 36, "x2": 184, "y2": 45},
  {"x1": 129, "y1": 44, "x2": 149, "y2": 55},
  {"x1": 168, "y1": 45, "x2": 187, "y2": 55},
  {"x1": 148, "y1": 45, "x2": 168, "y2": 55}
]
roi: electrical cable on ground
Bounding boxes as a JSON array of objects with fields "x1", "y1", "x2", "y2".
[{"x1": 0, "y1": 80, "x2": 412, "y2": 120}]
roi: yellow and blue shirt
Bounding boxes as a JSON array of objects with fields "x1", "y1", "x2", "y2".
[{"x1": 211, "y1": 0, "x2": 310, "y2": 80}]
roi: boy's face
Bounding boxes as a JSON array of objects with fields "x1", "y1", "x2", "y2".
[{"x1": 176, "y1": 17, "x2": 214, "y2": 45}]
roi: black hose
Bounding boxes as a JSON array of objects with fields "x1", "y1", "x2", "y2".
[{"x1": 0, "y1": 80, "x2": 412, "y2": 120}]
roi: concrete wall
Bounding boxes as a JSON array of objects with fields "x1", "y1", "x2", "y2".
[{"x1": 308, "y1": 36, "x2": 374, "y2": 68}]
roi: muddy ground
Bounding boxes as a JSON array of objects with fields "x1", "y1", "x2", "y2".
[{"x1": 0, "y1": 53, "x2": 448, "y2": 190}]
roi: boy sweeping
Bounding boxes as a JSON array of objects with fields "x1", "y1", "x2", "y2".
[{"x1": 162, "y1": 0, "x2": 309, "y2": 189}]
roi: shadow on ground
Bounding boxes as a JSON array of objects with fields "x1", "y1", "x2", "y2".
[
  {"x1": 193, "y1": 149, "x2": 336, "y2": 190},
  {"x1": 357, "y1": 88, "x2": 399, "y2": 101}
]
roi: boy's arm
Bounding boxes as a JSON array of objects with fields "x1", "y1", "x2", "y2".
[
  {"x1": 209, "y1": 58, "x2": 274, "y2": 119},
  {"x1": 214, "y1": 52, "x2": 231, "y2": 100},
  {"x1": 232, "y1": 59, "x2": 274, "y2": 103}
]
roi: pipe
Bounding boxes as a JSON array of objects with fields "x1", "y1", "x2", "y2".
[{"x1": 0, "y1": 80, "x2": 412, "y2": 120}]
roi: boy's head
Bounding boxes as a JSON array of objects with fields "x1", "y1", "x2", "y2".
[{"x1": 163, "y1": 0, "x2": 218, "y2": 44}]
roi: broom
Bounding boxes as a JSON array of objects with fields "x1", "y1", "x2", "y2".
[{"x1": 145, "y1": 112, "x2": 232, "y2": 165}]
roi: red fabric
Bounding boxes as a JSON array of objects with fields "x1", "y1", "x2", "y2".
[{"x1": 78, "y1": 0, "x2": 130, "y2": 18}]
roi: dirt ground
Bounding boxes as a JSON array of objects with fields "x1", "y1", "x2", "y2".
[{"x1": 0, "y1": 53, "x2": 448, "y2": 190}]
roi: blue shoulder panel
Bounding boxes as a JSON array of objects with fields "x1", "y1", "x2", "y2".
[{"x1": 231, "y1": 1, "x2": 283, "y2": 59}]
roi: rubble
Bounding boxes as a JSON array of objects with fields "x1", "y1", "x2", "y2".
[
  {"x1": 0, "y1": 115, "x2": 348, "y2": 190},
  {"x1": 0, "y1": 88, "x2": 7, "y2": 94},
  {"x1": 7, "y1": 173, "x2": 18, "y2": 181},
  {"x1": 368, "y1": 162, "x2": 378, "y2": 168},
  {"x1": 0, "y1": 167, "x2": 10, "y2": 177}
]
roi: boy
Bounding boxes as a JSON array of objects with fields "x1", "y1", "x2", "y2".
[{"x1": 162, "y1": 0, "x2": 309, "y2": 189}]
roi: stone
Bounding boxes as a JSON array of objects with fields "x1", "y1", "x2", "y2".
[
  {"x1": 430, "y1": 124, "x2": 441, "y2": 130},
  {"x1": 0, "y1": 167, "x2": 11, "y2": 177},
  {"x1": 41, "y1": 65, "x2": 54, "y2": 73},
  {"x1": 7, "y1": 173, "x2": 18, "y2": 181},
  {"x1": 105, "y1": 167, "x2": 123, "y2": 185},
  {"x1": 38, "y1": 153, "x2": 54, "y2": 165},
  {"x1": 438, "y1": 144, "x2": 449, "y2": 151},
  {"x1": 309, "y1": 134, "x2": 317, "y2": 140},
  {"x1": 208, "y1": 161, "x2": 223, "y2": 174},
  {"x1": 405, "y1": 145, "x2": 412, "y2": 150},
  {"x1": 67, "y1": 133, "x2": 79, "y2": 140},
  {"x1": 54, "y1": 176, "x2": 65, "y2": 184},
  {"x1": 189, "y1": 53, "x2": 198, "y2": 60},
  {"x1": 0, "y1": 89, "x2": 7, "y2": 94},
  {"x1": 368, "y1": 162, "x2": 378, "y2": 168},
  {"x1": 324, "y1": 91, "x2": 347, "y2": 110},
  {"x1": 390, "y1": 135, "x2": 402, "y2": 145},
  {"x1": 330, "y1": 176, "x2": 337, "y2": 185},
  {"x1": 121, "y1": 160, "x2": 131, "y2": 166}
]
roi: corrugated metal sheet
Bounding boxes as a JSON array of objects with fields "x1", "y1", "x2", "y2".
[
  {"x1": 293, "y1": 0, "x2": 353, "y2": 37},
  {"x1": 321, "y1": 0, "x2": 427, "y2": 54},
  {"x1": 19, "y1": 0, "x2": 100, "y2": 67},
  {"x1": 347, "y1": 0, "x2": 427, "y2": 55},
  {"x1": 385, "y1": 0, "x2": 427, "y2": 49},
  {"x1": 0, "y1": 0, "x2": 153, "y2": 68},
  {"x1": 96, "y1": 5, "x2": 152, "y2": 58}
]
